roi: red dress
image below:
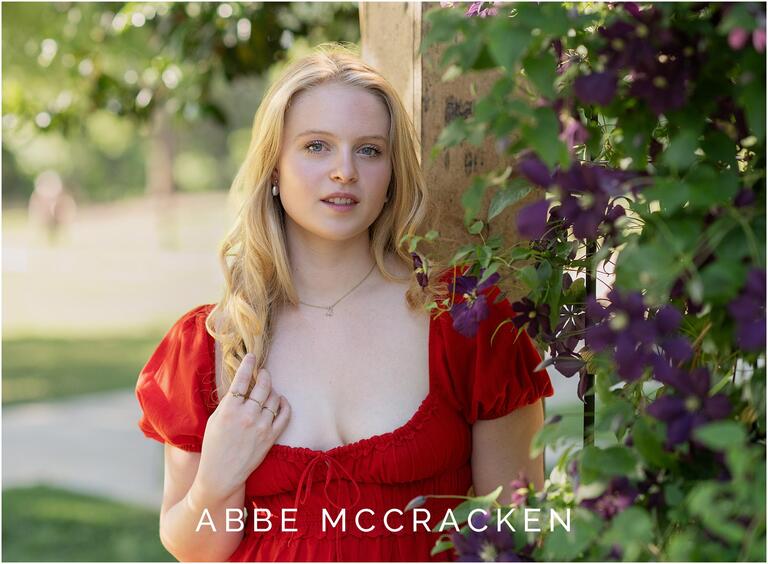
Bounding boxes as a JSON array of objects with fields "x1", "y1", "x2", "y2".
[{"x1": 135, "y1": 281, "x2": 554, "y2": 562}]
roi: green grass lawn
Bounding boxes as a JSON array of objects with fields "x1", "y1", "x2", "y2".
[
  {"x1": 2, "y1": 334, "x2": 163, "y2": 406},
  {"x1": 2, "y1": 486, "x2": 174, "y2": 562}
]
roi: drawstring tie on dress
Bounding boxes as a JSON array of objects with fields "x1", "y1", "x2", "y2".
[{"x1": 288, "y1": 451, "x2": 361, "y2": 561}]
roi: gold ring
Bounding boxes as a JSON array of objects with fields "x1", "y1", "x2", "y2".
[
  {"x1": 247, "y1": 397, "x2": 264, "y2": 408},
  {"x1": 230, "y1": 391, "x2": 247, "y2": 399},
  {"x1": 263, "y1": 406, "x2": 277, "y2": 420}
]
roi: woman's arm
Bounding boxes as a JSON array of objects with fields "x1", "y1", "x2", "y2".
[
  {"x1": 159, "y1": 445, "x2": 245, "y2": 562},
  {"x1": 470, "y1": 399, "x2": 546, "y2": 503}
]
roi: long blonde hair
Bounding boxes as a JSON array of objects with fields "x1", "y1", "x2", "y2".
[{"x1": 206, "y1": 43, "x2": 448, "y2": 388}]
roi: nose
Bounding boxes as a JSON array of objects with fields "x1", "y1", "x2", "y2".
[{"x1": 330, "y1": 150, "x2": 358, "y2": 184}]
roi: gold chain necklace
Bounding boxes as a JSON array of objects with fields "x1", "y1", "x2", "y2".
[{"x1": 298, "y1": 262, "x2": 377, "y2": 317}]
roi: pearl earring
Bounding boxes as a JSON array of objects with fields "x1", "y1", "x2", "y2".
[{"x1": 272, "y1": 183, "x2": 279, "y2": 196}]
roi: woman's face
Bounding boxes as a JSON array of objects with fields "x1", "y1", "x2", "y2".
[{"x1": 275, "y1": 81, "x2": 392, "y2": 242}]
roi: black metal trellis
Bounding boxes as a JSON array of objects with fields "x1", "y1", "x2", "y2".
[{"x1": 583, "y1": 241, "x2": 596, "y2": 446}]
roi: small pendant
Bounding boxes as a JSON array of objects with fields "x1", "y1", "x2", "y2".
[{"x1": 326, "y1": 306, "x2": 334, "y2": 317}]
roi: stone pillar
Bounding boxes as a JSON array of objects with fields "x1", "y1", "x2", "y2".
[{"x1": 360, "y1": 2, "x2": 532, "y2": 300}]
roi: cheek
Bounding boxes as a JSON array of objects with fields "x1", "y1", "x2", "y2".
[
  {"x1": 282, "y1": 154, "x2": 324, "y2": 186},
  {"x1": 363, "y1": 159, "x2": 393, "y2": 193}
]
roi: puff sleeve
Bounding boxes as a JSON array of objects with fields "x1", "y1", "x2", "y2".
[
  {"x1": 135, "y1": 304, "x2": 217, "y2": 452},
  {"x1": 439, "y1": 283, "x2": 554, "y2": 425}
]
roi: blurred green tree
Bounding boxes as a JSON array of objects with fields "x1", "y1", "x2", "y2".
[{"x1": 3, "y1": 2, "x2": 359, "y2": 200}]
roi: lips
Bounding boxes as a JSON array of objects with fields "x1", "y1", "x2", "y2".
[
  {"x1": 322, "y1": 197, "x2": 357, "y2": 205},
  {"x1": 321, "y1": 192, "x2": 359, "y2": 204}
]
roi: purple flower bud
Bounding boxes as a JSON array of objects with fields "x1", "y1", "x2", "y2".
[
  {"x1": 734, "y1": 188, "x2": 756, "y2": 207},
  {"x1": 729, "y1": 27, "x2": 750, "y2": 50},
  {"x1": 753, "y1": 28, "x2": 766, "y2": 52}
]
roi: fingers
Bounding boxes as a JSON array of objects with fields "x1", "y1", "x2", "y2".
[
  {"x1": 259, "y1": 390, "x2": 281, "y2": 424},
  {"x1": 271, "y1": 396, "x2": 291, "y2": 433},
  {"x1": 247, "y1": 368, "x2": 272, "y2": 408},
  {"x1": 227, "y1": 353, "x2": 257, "y2": 399}
]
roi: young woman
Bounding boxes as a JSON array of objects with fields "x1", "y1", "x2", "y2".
[{"x1": 136, "y1": 44, "x2": 553, "y2": 562}]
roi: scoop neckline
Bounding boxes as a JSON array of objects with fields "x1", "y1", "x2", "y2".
[{"x1": 203, "y1": 303, "x2": 439, "y2": 458}]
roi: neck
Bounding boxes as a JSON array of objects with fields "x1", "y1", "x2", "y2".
[{"x1": 285, "y1": 218, "x2": 378, "y2": 306}]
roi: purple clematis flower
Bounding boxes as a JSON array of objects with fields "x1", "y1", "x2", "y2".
[
  {"x1": 551, "y1": 162, "x2": 636, "y2": 240},
  {"x1": 577, "y1": 3, "x2": 701, "y2": 116},
  {"x1": 580, "y1": 476, "x2": 638, "y2": 520},
  {"x1": 451, "y1": 511, "x2": 531, "y2": 562},
  {"x1": 411, "y1": 252, "x2": 428, "y2": 289},
  {"x1": 586, "y1": 290, "x2": 655, "y2": 381},
  {"x1": 517, "y1": 154, "x2": 554, "y2": 188},
  {"x1": 511, "y1": 297, "x2": 551, "y2": 339},
  {"x1": 516, "y1": 199, "x2": 550, "y2": 240},
  {"x1": 465, "y1": 1, "x2": 498, "y2": 18},
  {"x1": 586, "y1": 291, "x2": 692, "y2": 382},
  {"x1": 646, "y1": 366, "x2": 732, "y2": 447},
  {"x1": 574, "y1": 71, "x2": 618, "y2": 106},
  {"x1": 449, "y1": 270, "x2": 501, "y2": 338},
  {"x1": 728, "y1": 268, "x2": 766, "y2": 352}
]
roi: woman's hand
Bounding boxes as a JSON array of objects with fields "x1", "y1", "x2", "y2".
[{"x1": 194, "y1": 354, "x2": 291, "y2": 501}]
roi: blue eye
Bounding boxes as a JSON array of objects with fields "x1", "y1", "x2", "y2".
[
  {"x1": 360, "y1": 145, "x2": 382, "y2": 157},
  {"x1": 305, "y1": 141, "x2": 325, "y2": 153}
]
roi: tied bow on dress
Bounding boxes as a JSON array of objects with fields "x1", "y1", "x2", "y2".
[{"x1": 253, "y1": 451, "x2": 362, "y2": 561}]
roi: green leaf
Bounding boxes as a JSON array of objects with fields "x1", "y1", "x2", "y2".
[
  {"x1": 468, "y1": 220, "x2": 484, "y2": 234},
  {"x1": 461, "y1": 176, "x2": 489, "y2": 224},
  {"x1": 430, "y1": 539, "x2": 454, "y2": 556},
  {"x1": 518, "y1": 264, "x2": 539, "y2": 291},
  {"x1": 488, "y1": 184, "x2": 531, "y2": 222},
  {"x1": 422, "y1": 7, "x2": 467, "y2": 53},
  {"x1": 693, "y1": 421, "x2": 747, "y2": 451},
  {"x1": 478, "y1": 262, "x2": 500, "y2": 285},
  {"x1": 450, "y1": 244, "x2": 475, "y2": 266},
  {"x1": 688, "y1": 483, "x2": 746, "y2": 544},
  {"x1": 436, "y1": 118, "x2": 468, "y2": 150},
  {"x1": 614, "y1": 240, "x2": 683, "y2": 303},
  {"x1": 442, "y1": 32, "x2": 484, "y2": 70},
  {"x1": 739, "y1": 71, "x2": 766, "y2": 142},
  {"x1": 632, "y1": 418, "x2": 676, "y2": 469},
  {"x1": 435, "y1": 486, "x2": 503, "y2": 531},
  {"x1": 517, "y1": 3, "x2": 572, "y2": 36},
  {"x1": 662, "y1": 129, "x2": 699, "y2": 171},
  {"x1": 685, "y1": 165, "x2": 739, "y2": 208},
  {"x1": 563, "y1": 277, "x2": 586, "y2": 304},
  {"x1": 531, "y1": 414, "x2": 580, "y2": 457},
  {"x1": 601, "y1": 507, "x2": 653, "y2": 561},
  {"x1": 666, "y1": 530, "x2": 697, "y2": 561},
  {"x1": 700, "y1": 130, "x2": 738, "y2": 169},
  {"x1": 523, "y1": 50, "x2": 557, "y2": 99},
  {"x1": 486, "y1": 19, "x2": 531, "y2": 70},
  {"x1": 541, "y1": 508, "x2": 602, "y2": 561},
  {"x1": 522, "y1": 107, "x2": 569, "y2": 168},
  {"x1": 477, "y1": 244, "x2": 493, "y2": 269},
  {"x1": 643, "y1": 177, "x2": 691, "y2": 215},
  {"x1": 579, "y1": 445, "x2": 637, "y2": 484},
  {"x1": 699, "y1": 259, "x2": 747, "y2": 303}
]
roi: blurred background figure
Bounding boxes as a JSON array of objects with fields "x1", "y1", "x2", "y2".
[{"x1": 27, "y1": 170, "x2": 77, "y2": 244}]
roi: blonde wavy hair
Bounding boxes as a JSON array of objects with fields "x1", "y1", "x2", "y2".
[{"x1": 206, "y1": 43, "x2": 449, "y2": 389}]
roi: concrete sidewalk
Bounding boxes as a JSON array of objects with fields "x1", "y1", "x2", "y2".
[{"x1": 2, "y1": 389, "x2": 164, "y2": 510}]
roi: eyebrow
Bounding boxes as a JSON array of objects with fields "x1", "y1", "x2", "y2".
[{"x1": 295, "y1": 129, "x2": 388, "y2": 143}]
